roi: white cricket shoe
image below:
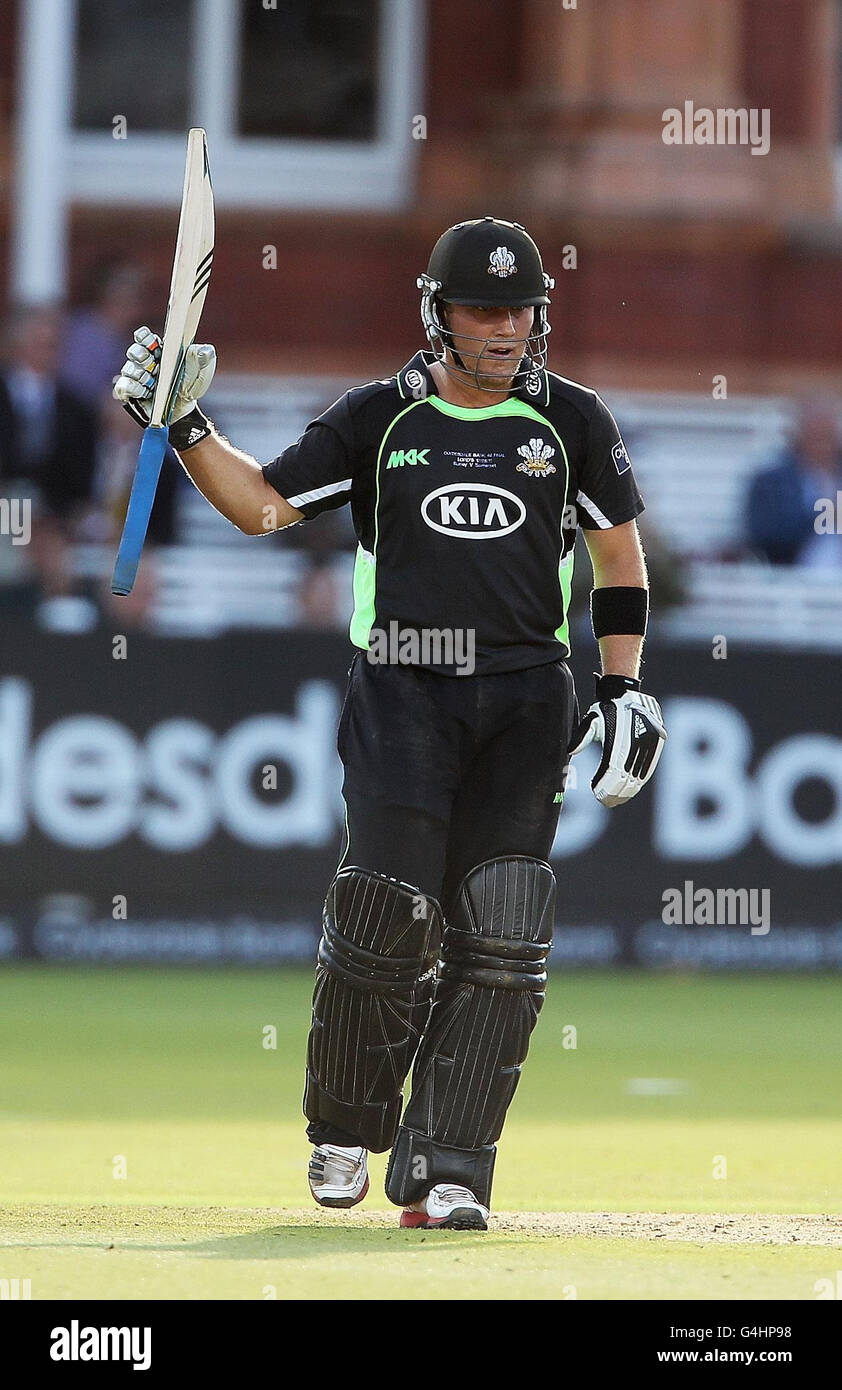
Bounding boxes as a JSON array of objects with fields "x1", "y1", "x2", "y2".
[
  {"x1": 400, "y1": 1183, "x2": 489, "y2": 1230},
  {"x1": 308, "y1": 1144, "x2": 369, "y2": 1208}
]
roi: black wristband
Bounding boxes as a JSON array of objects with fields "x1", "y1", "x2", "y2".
[
  {"x1": 169, "y1": 406, "x2": 212, "y2": 452},
  {"x1": 590, "y1": 585, "x2": 648, "y2": 639},
  {"x1": 594, "y1": 672, "x2": 641, "y2": 701}
]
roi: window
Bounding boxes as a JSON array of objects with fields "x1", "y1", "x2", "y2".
[
  {"x1": 74, "y1": 0, "x2": 192, "y2": 132},
  {"x1": 62, "y1": 0, "x2": 422, "y2": 209},
  {"x1": 237, "y1": 1, "x2": 380, "y2": 140}
]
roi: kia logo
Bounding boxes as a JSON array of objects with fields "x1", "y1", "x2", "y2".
[{"x1": 421, "y1": 483, "x2": 526, "y2": 539}]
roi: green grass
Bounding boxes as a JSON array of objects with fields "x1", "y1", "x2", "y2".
[{"x1": 1, "y1": 967, "x2": 840, "y2": 1299}]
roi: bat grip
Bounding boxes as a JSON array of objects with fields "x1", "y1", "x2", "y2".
[{"x1": 111, "y1": 425, "x2": 170, "y2": 596}]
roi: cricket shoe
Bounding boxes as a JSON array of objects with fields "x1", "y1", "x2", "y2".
[
  {"x1": 308, "y1": 1144, "x2": 369, "y2": 1208},
  {"x1": 400, "y1": 1183, "x2": 489, "y2": 1231}
]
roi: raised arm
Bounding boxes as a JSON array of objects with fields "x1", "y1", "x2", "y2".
[{"x1": 170, "y1": 431, "x2": 303, "y2": 535}]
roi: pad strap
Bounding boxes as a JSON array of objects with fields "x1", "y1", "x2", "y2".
[{"x1": 438, "y1": 929, "x2": 549, "y2": 990}]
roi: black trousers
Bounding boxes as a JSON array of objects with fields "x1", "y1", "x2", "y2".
[
  {"x1": 307, "y1": 652, "x2": 578, "y2": 1147},
  {"x1": 338, "y1": 652, "x2": 576, "y2": 910}
]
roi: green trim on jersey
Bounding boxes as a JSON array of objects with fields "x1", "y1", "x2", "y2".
[
  {"x1": 428, "y1": 397, "x2": 554, "y2": 424},
  {"x1": 349, "y1": 398, "x2": 427, "y2": 649},
  {"x1": 429, "y1": 397, "x2": 571, "y2": 506},
  {"x1": 350, "y1": 391, "x2": 575, "y2": 658},
  {"x1": 349, "y1": 546, "x2": 377, "y2": 648},
  {"x1": 435, "y1": 396, "x2": 576, "y2": 653},
  {"x1": 555, "y1": 547, "x2": 575, "y2": 650}
]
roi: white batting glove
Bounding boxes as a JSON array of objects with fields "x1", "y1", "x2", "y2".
[
  {"x1": 568, "y1": 674, "x2": 666, "y2": 808},
  {"x1": 113, "y1": 326, "x2": 216, "y2": 428}
]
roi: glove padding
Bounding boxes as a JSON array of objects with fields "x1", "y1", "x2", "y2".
[
  {"x1": 113, "y1": 326, "x2": 216, "y2": 428},
  {"x1": 569, "y1": 673, "x2": 666, "y2": 808}
]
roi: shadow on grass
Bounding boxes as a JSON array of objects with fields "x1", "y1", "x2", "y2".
[{"x1": 3, "y1": 1224, "x2": 510, "y2": 1260}]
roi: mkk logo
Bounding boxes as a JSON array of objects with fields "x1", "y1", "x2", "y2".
[
  {"x1": 387, "y1": 448, "x2": 430, "y2": 468},
  {"x1": 421, "y1": 483, "x2": 526, "y2": 539}
]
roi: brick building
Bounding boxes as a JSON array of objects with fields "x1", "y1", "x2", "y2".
[{"x1": 0, "y1": 0, "x2": 840, "y2": 391}]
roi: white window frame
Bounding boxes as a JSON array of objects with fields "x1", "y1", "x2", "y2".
[
  {"x1": 65, "y1": 0, "x2": 424, "y2": 209},
  {"x1": 835, "y1": 0, "x2": 842, "y2": 214}
]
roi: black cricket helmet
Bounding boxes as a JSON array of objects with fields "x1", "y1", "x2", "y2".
[{"x1": 417, "y1": 216, "x2": 554, "y2": 389}]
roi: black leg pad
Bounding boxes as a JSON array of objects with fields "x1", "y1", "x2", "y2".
[
  {"x1": 385, "y1": 856, "x2": 555, "y2": 1206},
  {"x1": 386, "y1": 1129, "x2": 496, "y2": 1209},
  {"x1": 304, "y1": 866, "x2": 443, "y2": 1153}
]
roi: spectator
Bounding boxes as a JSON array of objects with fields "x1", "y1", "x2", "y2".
[
  {"x1": 60, "y1": 260, "x2": 149, "y2": 409},
  {"x1": 0, "y1": 304, "x2": 99, "y2": 602},
  {"x1": 568, "y1": 511, "x2": 686, "y2": 639},
  {"x1": 277, "y1": 449, "x2": 356, "y2": 628},
  {"x1": 58, "y1": 258, "x2": 179, "y2": 626},
  {"x1": 298, "y1": 547, "x2": 354, "y2": 629},
  {"x1": 83, "y1": 393, "x2": 181, "y2": 628},
  {"x1": 745, "y1": 397, "x2": 842, "y2": 566}
]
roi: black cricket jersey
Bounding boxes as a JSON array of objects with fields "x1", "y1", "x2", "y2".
[{"x1": 262, "y1": 351, "x2": 644, "y2": 675}]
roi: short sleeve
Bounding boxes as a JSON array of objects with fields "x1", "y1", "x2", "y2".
[
  {"x1": 262, "y1": 392, "x2": 355, "y2": 519},
  {"x1": 575, "y1": 394, "x2": 645, "y2": 530}
]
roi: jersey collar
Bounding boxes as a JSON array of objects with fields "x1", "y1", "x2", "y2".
[
  {"x1": 511, "y1": 360, "x2": 550, "y2": 409},
  {"x1": 396, "y1": 351, "x2": 438, "y2": 400},
  {"x1": 397, "y1": 350, "x2": 549, "y2": 408}
]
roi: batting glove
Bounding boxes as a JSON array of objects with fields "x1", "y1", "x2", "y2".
[
  {"x1": 113, "y1": 326, "x2": 216, "y2": 436},
  {"x1": 568, "y1": 673, "x2": 666, "y2": 808}
]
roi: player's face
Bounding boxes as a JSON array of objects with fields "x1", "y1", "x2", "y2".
[{"x1": 445, "y1": 303, "x2": 535, "y2": 386}]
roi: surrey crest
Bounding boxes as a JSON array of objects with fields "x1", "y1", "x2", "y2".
[
  {"x1": 488, "y1": 246, "x2": 517, "y2": 278},
  {"x1": 516, "y1": 437, "x2": 556, "y2": 478}
]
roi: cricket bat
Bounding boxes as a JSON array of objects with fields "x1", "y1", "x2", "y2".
[{"x1": 111, "y1": 128, "x2": 214, "y2": 596}]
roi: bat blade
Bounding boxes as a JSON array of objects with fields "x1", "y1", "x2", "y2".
[
  {"x1": 111, "y1": 128, "x2": 214, "y2": 596},
  {"x1": 152, "y1": 128, "x2": 215, "y2": 428}
]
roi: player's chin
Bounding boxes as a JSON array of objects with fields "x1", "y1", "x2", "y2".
[{"x1": 474, "y1": 359, "x2": 518, "y2": 387}]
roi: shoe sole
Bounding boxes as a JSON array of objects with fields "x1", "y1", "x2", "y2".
[
  {"x1": 400, "y1": 1206, "x2": 488, "y2": 1231},
  {"x1": 311, "y1": 1175, "x2": 370, "y2": 1209}
]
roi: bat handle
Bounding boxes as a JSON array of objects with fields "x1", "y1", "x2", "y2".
[{"x1": 111, "y1": 425, "x2": 170, "y2": 596}]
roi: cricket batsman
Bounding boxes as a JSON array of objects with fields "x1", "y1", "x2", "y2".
[{"x1": 115, "y1": 217, "x2": 667, "y2": 1230}]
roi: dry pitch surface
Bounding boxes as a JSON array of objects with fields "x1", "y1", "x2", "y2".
[{"x1": 3, "y1": 1204, "x2": 840, "y2": 1301}]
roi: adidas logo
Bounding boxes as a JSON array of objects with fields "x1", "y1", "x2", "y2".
[{"x1": 633, "y1": 714, "x2": 647, "y2": 738}]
